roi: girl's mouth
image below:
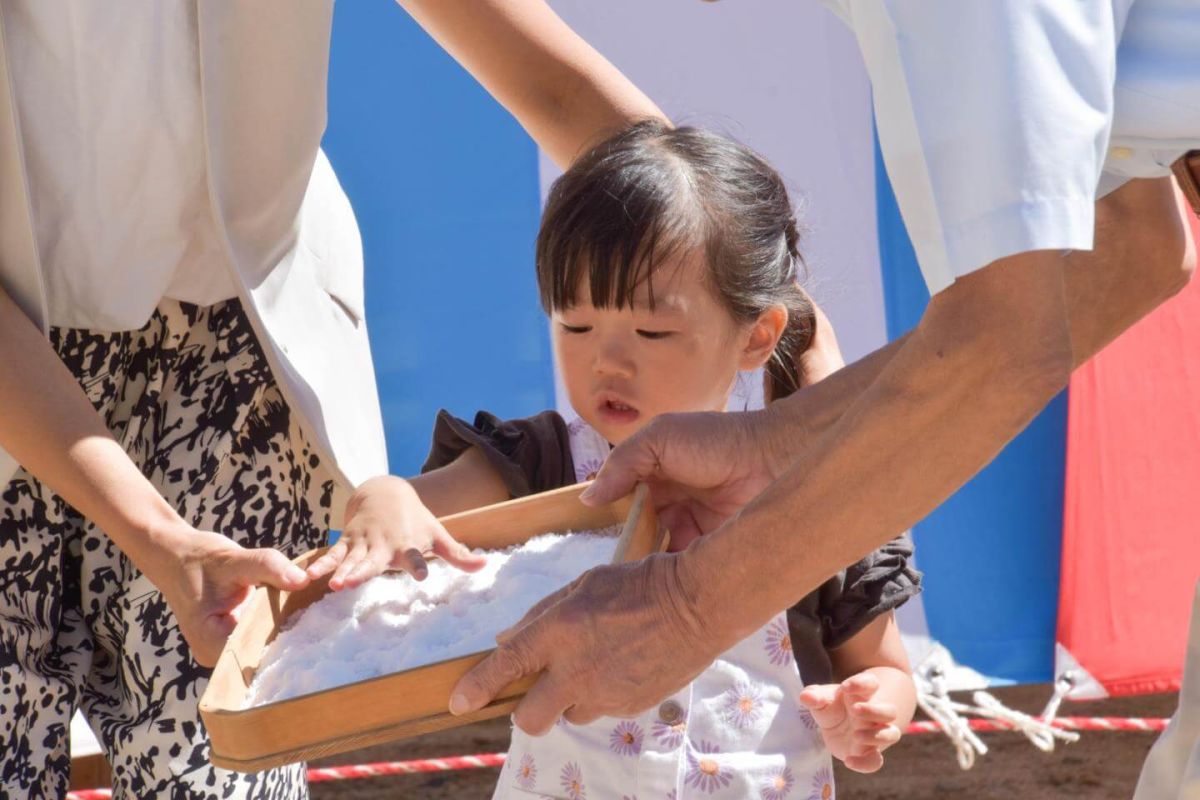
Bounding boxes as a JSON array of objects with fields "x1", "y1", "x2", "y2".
[{"x1": 597, "y1": 397, "x2": 640, "y2": 425}]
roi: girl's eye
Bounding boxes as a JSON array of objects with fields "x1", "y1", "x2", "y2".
[
  {"x1": 559, "y1": 323, "x2": 592, "y2": 334},
  {"x1": 636, "y1": 329, "x2": 674, "y2": 340}
]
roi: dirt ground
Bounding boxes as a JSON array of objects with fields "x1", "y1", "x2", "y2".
[{"x1": 307, "y1": 684, "x2": 1176, "y2": 799}]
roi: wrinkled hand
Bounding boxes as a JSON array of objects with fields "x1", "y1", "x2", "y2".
[
  {"x1": 799, "y1": 672, "x2": 903, "y2": 773},
  {"x1": 156, "y1": 529, "x2": 312, "y2": 667},
  {"x1": 306, "y1": 475, "x2": 486, "y2": 591},
  {"x1": 581, "y1": 409, "x2": 786, "y2": 550},
  {"x1": 448, "y1": 552, "x2": 731, "y2": 735}
]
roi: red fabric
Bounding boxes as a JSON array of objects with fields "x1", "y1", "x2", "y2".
[{"x1": 1058, "y1": 212, "x2": 1200, "y2": 696}]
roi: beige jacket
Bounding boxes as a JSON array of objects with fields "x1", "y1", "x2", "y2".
[{"x1": 0, "y1": 2, "x2": 387, "y2": 524}]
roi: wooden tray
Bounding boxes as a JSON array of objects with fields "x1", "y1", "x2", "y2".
[{"x1": 200, "y1": 483, "x2": 660, "y2": 772}]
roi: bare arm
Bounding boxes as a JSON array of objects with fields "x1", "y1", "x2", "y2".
[
  {"x1": 799, "y1": 612, "x2": 916, "y2": 773},
  {"x1": 407, "y1": 446, "x2": 511, "y2": 517},
  {"x1": 0, "y1": 285, "x2": 184, "y2": 565},
  {"x1": 397, "y1": 0, "x2": 665, "y2": 169},
  {"x1": 448, "y1": 177, "x2": 1195, "y2": 731},
  {"x1": 764, "y1": 177, "x2": 1195, "y2": 471},
  {"x1": 0, "y1": 285, "x2": 308, "y2": 666},
  {"x1": 685, "y1": 176, "x2": 1194, "y2": 649}
]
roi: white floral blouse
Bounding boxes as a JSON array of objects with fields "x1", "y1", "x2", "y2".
[{"x1": 490, "y1": 418, "x2": 836, "y2": 800}]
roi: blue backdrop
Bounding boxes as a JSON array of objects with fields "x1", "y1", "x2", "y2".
[
  {"x1": 322, "y1": 2, "x2": 556, "y2": 477},
  {"x1": 874, "y1": 140, "x2": 1067, "y2": 683}
]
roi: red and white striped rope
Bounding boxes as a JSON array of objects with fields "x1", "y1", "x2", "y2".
[
  {"x1": 62, "y1": 718, "x2": 1168, "y2": 799},
  {"x1": 904, "y1": 716, "x2": 1167, "y2": 735},
  {"x1": 306, "y1": 752, "x2": 507, "y2": 782}
]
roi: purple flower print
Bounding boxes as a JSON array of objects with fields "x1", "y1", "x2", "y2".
[
  {"x1": 797, "y1": 702, "x2": 819, "y2": 731},
  {"x1": 685, "y1": 741, "x2": 733, "y2": 793},
  {"x1": 722, "y1": 680, "x2": 766, "y2": 729},
  {"x1": 808, "y1": 766, "x2": 834, "y2": 800},
  {"x1": 761, "y1": 765, "x2": 796, "y2": 800},
  {"x1": 515, "y1": 753, "x2": 537, "y2": 790},
  {"x1": 575, "y1": 456, "x2": 605, "y2": 483},
  {"x1": 561, "y1": 761, "x2": 586, "y2": 800},
  {"x1": 609, "y1": 720, "x2": 645, "y2": 756},
  {"x1": 652, "y1": 711, "x2": 688, "y2": 749},
  {"x1": 764, "y1": 617, "x2": 794, "y2": 667}
]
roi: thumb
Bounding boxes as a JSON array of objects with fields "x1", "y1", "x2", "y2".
[
  {"x1": 432, "y1": 527, "x2": 488, "y2": 572},
  {"x1": 800, "y1": 684, "x2": 848, "y2": 728},
  {"x1": 229, "y1": 547, "x2": 309, "y2": 591},
  {"x1": 799, "y1": 683, "x2": 840, "y2": 712},
  {"x1": 581, "y1": 429, "x2": 662, "y2": 507},
  {"x1": 450, "y1": 622, "x2": 547, "y2": 716}
]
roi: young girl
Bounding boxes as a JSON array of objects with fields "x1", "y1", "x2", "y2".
[{"x1": 311, "y1": 121, "x2": 919, "y2": 797}]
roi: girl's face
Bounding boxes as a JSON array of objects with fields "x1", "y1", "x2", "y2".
[{"x1": 552, "y1": 251, "x2": 785, "y2": 445}]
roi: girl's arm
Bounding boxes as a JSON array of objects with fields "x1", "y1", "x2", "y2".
[
  {"x1": 800, "y1": 612, "x2": 916, "y2": 773},
  {"x1": 306, "y1": 446, "x2": 511, "y2": 590},
  {"x1": 397, "y1": 0, "x2": 666, "y2": 168},
  {"x1": 0, "y1": 285, "x2": 309, "y2": 668}
]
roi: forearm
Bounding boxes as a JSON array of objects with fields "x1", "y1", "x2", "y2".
[
  {"x1": 0, "y1": 288, "x2": 185, "y2": 567},
  {"x1": 406, "y1": 447, "x2": 510, "y2": 518},
  {"x1": 685, "y1": 252, "x2": 1074, "y2": 644},
  {"x1": 763, "y1": 177, "x2": 1192, "y2": 477},
  {"x1": 398, "y1": 0, "x2": 665, "y2": 169}
]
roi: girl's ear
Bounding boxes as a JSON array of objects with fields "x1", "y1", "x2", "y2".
[{"x1": 739, "y1": 303, "x2": 788, "y2": 371}]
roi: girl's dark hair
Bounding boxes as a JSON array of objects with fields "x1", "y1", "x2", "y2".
[{"x1": 536, "y1": 120, "x2": 815, "y2": 401}]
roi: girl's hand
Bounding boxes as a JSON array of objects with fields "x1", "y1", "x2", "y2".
[
  {"x1": 799, "y1": 672, "x2": 904, "y2": 773},
  {"x1": 307, "y1": 475, "x2": 486, "y2": 591}
]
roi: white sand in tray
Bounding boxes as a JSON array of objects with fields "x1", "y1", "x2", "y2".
[{"x1": 246, "y1": 531, "x2": 617, "y2": 707}]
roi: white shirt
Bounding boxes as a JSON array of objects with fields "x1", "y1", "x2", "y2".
[
  {"x1": 5, "y1": 1, "x2": 234, "y2": 331},
  {"x1": 823, "y1": 0, "x2": 1200, "y2": 292}
]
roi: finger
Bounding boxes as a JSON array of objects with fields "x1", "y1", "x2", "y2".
[
  {"x1": 305, "y1": 540, "x2": 348, "y2": 580},
  {"x1": 842, "y1": 749, "x2": 885, "y2": 774},
  {"x1": 192, "y1": 612, "x2": 239, "y2": 668},
  {"x1": 432, "y1": 528, "x2": 487, "y2": 572},
  {"x1": 341, "y1": 541, "x2": 393, "y2": 589},
  {"x1": 841, "y1": 672, "x2": 880, "y2": 700},
  {"x1": 561, "y1": 703, "x2": 603, "y2": 728},
  {"x1": 329, "y1": 539, "x2": 368, "y2": 591},
  {"x1": 659, "y1": 505, "x2": 703, "y2": 552},
  {"x1": 798, "y1": 684, "x2": 840, "y2": 712},
  {"x1": 579, "y1": 426, "x2": 662, "y2": 507},
  {"x1": 855, "y1": 724, "x2": 902, "y2": 751},
  {"x1": 393, "y1": 547, "x2": 429, "y2": 581},
  {"x1": 229, "y1": 547, "x2": 309, "y2": 592},
  {"x1": 850, "y1": 701, "x2": 898, "y2": 725},
  {"x1": 495, "y1": 582, "x2": 574, "y2": 645},
  {"x1": 512, "y1": 672, "x2": 573, "y2": 736},
  {"x1": 450, "y1": 623, "x2": 548, "y2": 717}
]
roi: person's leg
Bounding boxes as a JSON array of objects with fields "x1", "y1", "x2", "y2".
[
  {"x1": 76, "y1": 300, "x2": 333, "y2": 799},
  {"x1": 0, "y1": 469, "x2": 91, "y2": 797}
]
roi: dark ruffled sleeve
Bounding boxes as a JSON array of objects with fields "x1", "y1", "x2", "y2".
[
  {"x1": 420, "y1": 409, "x2": 575, "y2": 499},
  {"x1": 817, "y1": 533, "x2": 922, "y2": 650}
]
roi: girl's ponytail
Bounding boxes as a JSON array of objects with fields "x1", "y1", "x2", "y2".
[{"x1": 764, "y1": 217, "x2": 816, "y2": 402}]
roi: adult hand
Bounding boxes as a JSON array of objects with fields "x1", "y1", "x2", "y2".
[
  {"x1": 448, "y1": 551, "x2": 735, "y2": 735},
  {"x1": 154, "y1": 528, "x2": 312, "y2": 667},
  {"x1": 581, "y1": 408, "x2": 788, "y2": 550}
]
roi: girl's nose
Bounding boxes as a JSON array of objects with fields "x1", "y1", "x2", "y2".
[{"x1": 593, "y1": 339, "x2": 635, "y2": 379}]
